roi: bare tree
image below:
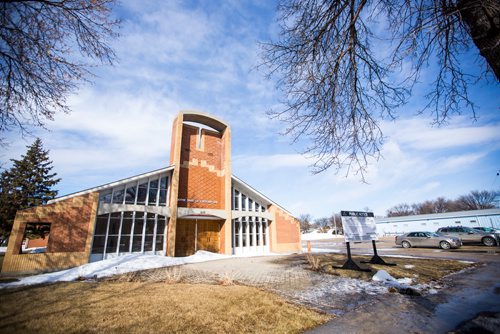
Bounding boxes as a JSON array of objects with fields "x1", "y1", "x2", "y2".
[
  {"x1": 386, "y1": 203, "x2": 414, "y2": 217},
  {"x1": 313, "y1": 217, "x2": 330, "y2": 232},
  {"x1": 456, "y1": 190, "x2": 498, "y2": 210},
  {"x1": 261, "y1": 0, "x2": 499, "y2": 180},
  {"x1": 298, "y1": 213, "x2": 313, "y2": 232},
  {"x1": 0, "y1": 0, "x2": 119, "y2": 139}
]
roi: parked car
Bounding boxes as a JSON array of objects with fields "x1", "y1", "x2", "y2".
[
  {"x1": 473, "y1": 227, "x2": 500, "y2": 233},
  {"x1": 395, "y1": 232, "x2": 462, "y2": 250},
  {"x1": 436, "y1": 226, "x2": 500, "y2": 246}
]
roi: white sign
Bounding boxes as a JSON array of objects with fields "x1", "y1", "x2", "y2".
[{"x1": 340, "y1": 211, "x2": 378, "y2": 242}]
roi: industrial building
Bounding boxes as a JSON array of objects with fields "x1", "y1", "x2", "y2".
[
  {"x1": 2, "y1": 111, "x2": 301, "y2": 274},
  {"x1": 376, "y1": 209, "x2": 500, "y2": 235}
]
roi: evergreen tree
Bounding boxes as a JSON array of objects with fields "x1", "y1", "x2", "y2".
[{"x1": 0, "y1": 139, "x2": 60, "y2": 239}]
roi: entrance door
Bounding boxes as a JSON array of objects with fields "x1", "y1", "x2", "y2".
[{"x1": 175, "y1": 219, "x2": 220, "y2": 257}]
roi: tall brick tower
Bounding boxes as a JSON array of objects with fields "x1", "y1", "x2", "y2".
[{"x1": 167, "y1": 111, "x2": 232, "y2": 256}]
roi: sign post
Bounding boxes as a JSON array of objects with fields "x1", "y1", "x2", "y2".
[{"x1": 336, "y1": 210, "x2": 395, "y2": 271}]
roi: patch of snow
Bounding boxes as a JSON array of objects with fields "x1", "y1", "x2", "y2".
[
  {"x1": 302, "y1": 247, "x2": 343, "y2": 254},
  {"x1": 26, "y1": 247, "x2": 46, "y2": 254},
  {"x1": 0, "y1": 251, "x2": 250, "y2": 289},
  {"x1": 372, "y1": 270, "x2": 413, "y2": 288},
  {"x1": 428, "y1": 288, "x2": 439, "y2": 294},
  {"x1": 301, "y1": 230, "x2": 344, "y2": 241},
  {"x1": 459, "y1": 260, "x2": 475, "y2": 264},
  {"x1": 0, "y1": 246, "x2": 7, "y2": 254},
  {"x1": 404, "y1": 264, "x2": 415, "y2": 269}
]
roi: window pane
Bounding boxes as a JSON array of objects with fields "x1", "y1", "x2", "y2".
[
  {"x1": 241, "y1": 195, "x2": 247, "y2": 210},
  {"x1": 160, "y1": 176, "x2": 168, "y2": 190},
  {"x1": 134, "y1": 219, "x2": 144, "y2": 235},
  {"x1": 249, "y1": 219, "x2": 254, "y2": 246},
  {"x1": 155, "y1": 235, "x2": 164, "y2": 251},
  {"x1": 112, "y1": 187, "x2": 125, "y2": 204},
  {"x1": 106, "y1": 235, "x2": 118, "y2": 253},
  {"x1": 125, "y1": 184, "x2": 136, "y2": 204},
  {"x1": 158, "y1": 189, "x2": 167, "y2": 206},
  {"x1": 99, "y1": 191, "x2": 112, "y2": 203},
  {"x1": 108, "y1": 213, "x2": 121, "y2": 235},
  {"x1": 234, "y1": 190, "x2": 239, "y2": 210},
  {"x1": 156, "y1": 217, "x2": 166, "y2": 236},
  {"x1": 91, "y1": 236, "x2": 106, "y2": 253},
  {"x1": 132, "y1": 236, "x2": 142, "y2": 252},
  {"x1": 137, "y1": 182, "x2": 148, "y2": 205},
  {"x1": 122, "y1": 212, "x2": 133, "y2": 235},
  {"x1": 148, "y1": 180, "x2": 158, "y2": 205},
  {"x1": 146, "y1": 213, "x2": 155, "y2": 234},
  {"x1": 94, "y1": 215, "x2": 109, "y2": 235},
  {"x1": 242, "y1": 219, "x2": 247, "y2": 247},
  {"x1": 249, "y1": 199, "x2": 253, "y2": 211},
  {"x1": 144, "y1": 235, "x2": 154, "y2": 251},
  {"x1": 119, "y1": 235, "x2": 130, "y2": 252}
]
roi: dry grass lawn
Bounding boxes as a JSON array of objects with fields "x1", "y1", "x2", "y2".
[
  {"x1": 0, "y1": 282, "x2": 330, "y2": 334},
  {"x1": 298, "y1": 254, "x2": 473, "y2": 284}
]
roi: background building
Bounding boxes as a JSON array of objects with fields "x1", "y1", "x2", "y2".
[
  {"x1": 376, "y1": 209, "x2": 500, "y2": 235},
  {"x1": 2, "y1": 111, "x2": 301, "y2": 274}
]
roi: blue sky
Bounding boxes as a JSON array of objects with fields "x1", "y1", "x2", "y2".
[{"x1": 2, "y1": 0, "x2": 499, "y2": 219}]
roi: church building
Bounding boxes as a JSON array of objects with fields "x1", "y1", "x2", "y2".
[{"x1": 2, "y1": 111, "x2": 301, "y2": 274}]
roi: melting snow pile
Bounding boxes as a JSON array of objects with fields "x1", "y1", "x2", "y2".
[
  {"x1": 0, "y1": 251, "x2": 231, "y2": 289},
  {"x1": 372, "y1": 270, "x2": 414, "y2": 288}
]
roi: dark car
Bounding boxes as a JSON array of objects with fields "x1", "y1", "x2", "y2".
[
  {"x1": 436, "y1": 226, "x2": 500, "y2": 246},
  {"x1": 395, "y1": 231, "x2": 461, "y2": 250}
]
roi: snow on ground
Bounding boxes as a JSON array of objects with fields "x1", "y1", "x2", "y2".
[
  {"x1": 372, "y1": 270, "x2": 414, "y2": 288},
  {"x1": 301, "y1": 230, "x2": 344, "y2": 241},
  {"x1": 302, "y1": 247, "x2": 343, "y2": 254},
  {"x1": 0, "y1": 251, "x2": 251, "y2": 289},
  {"x1": 0, "y1": 247, "x2": 7, "y2": 254}
]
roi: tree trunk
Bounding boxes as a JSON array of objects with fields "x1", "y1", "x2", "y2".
[{"x1": 458, "y1": 0, "x2": 500, "y2": 81}]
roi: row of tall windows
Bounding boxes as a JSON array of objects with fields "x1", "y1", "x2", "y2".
[
  {"x1": 91, "y1": 211, "x2": 167, "y2": 255},
  {"x1": 99, "y1": 174, "x2": 169, "y2": 207},
  {"x1": 232, "y1": 189, "x2": 266, "y2": 212},
  {"x1": 231, "y1": 217, "x2": 268, "y2": 248}
]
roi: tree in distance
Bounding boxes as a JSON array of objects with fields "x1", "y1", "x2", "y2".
[
  {"x1": 0, "y1": 138, "x2": 60, "y2": 239},
  {"x1": 386, "y1": 190, "x2": 498, "y2": 217},
  {"x1": 0, "y1": 0, "x2": 119, "y2": 141},
  {"x1": 261, "y1": 0, "x2": 500, "y2": 180}
]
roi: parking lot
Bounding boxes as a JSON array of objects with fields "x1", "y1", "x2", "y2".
[{"x1": 304, "y1": 236, "x2": 500, "y2": 263}]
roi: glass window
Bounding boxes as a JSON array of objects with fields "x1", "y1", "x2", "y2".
[
  {"x1": 132, "y1": 235, "x2": 142, "y2": 252},
  {"x1": 99, "y1": 191, "x2": 112, "y2": 203},
  {"x1": 146, "y1": 213, "x2": 155, "y2": 234},
  {"x1": 119, "y1": 235, "x2": 130, "y2": 252},
  {"x1": 137, "y1": 181, "x2": 148, "y2": 205},
  {"x1": 262, "y1": 220, "x2": 267, "y2": 246},
  {"x1": 134, "y1": 218, "x2": 144, "y2": 235},
  {"x1": 248, "y1": 199, "x2": 253, "y2": 211},
  {"x1": 148, "y1": 179, "x2": 159, "y2": 205},
  {"x1": 94, "y1": 215, "x2": 109, "y2": 235},
  {"x1": 249, "y1": 218, "x2": 254, "y2": 246},
  {"x1": 241, "y1": 194, "x2": 247, "y2": 211},
  {"x1": 156, "y1": 216, "x2": 166, "y2": 237},
  {"x1": 256, "y1": 218, "x2": 261, "y2": 246},
  {"x1": 233, "y1": 190, "x2": 239, "y2": 210},
  {"x1": 144, "y1": 235, "x2": 154, "y2": 252},
  {"x1": 91, "y1": 236, "x2": 106, "y2": 253},
  {"x1": 234, "y1": 220, "x2": 240, "y2": 248},
  {"x1": 125, "y1": 183, "x2": 137, "y2": 204},
  {"x1": 108, "y1": 213, "x2": 121, "y2": 235},
  {"x1": 112, "y1": 187, "x2": 125, "y2": 204},
  {"x1": 242, "y1": 218, "x2": 247, "y2": 247},
  {"x1": 121, "y1": 212, "x2": 133, "y2": 235},
  {"x1": 155, "y1": 235, "x2": 164, "y2": 251},
  {"x1": 106, "y1": 235, "x2": 118, "y2": 253}
]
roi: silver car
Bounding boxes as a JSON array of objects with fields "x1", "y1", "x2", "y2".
[
  {"x1": 395, "y1": 231, "x2": 462, "y2": 250},
  {"x1": 436, "y1": 226, "x2": 500, "y2": 246}
]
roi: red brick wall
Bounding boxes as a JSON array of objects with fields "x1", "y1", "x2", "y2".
[
  {"x1": 178, "y1": 124, "x2": 225, "y2": 209},
  {"x1": 275, "y1": 208, "x2": 300, "y2": 244},
  {"x1": 11, "y1": 193, "x2": 98, "y2": 254}
]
